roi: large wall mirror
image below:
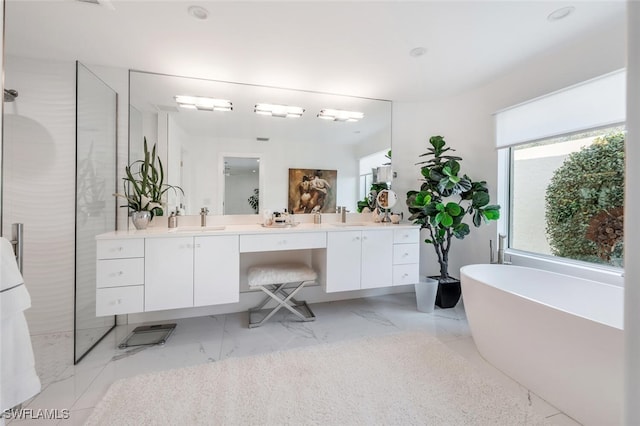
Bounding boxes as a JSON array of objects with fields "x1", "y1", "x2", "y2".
[{"x1": 129, "y1": 71, "x2": 392, "y2": 216}]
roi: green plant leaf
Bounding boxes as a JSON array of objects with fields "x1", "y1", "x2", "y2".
[
  {"x1": 453, "y1": 223, "x2": 470, "y2": 239},
  {"x1": 436, "y1": 202, "x2": 445, "y2": 212},
  {"x1": 473, "y1": 210, "x2": 482, "y2": 227},
  {"x1": 482, "y1": 208, "x2": 500, "y2": 221},
  {"x1": 472, "y1": 191, "x2": 490, "y2": 208},
  {"x1": 446, "y1": 160, "x2": 461, "y2": 176},
  {"x1": 430, "y1": 168, "x2": 445, "y2": 181},
  {"x1": 446, "y1": 202, "x2": 462, "y2": 216},
  {"x1": 430, "y1": 135, "x2": 446, "y2": 153},
  {"x1": 414, "y1": 191, "x2": 432, "y2": 206},
  {"x1": 436, "y1": 212, "x2": 453, "y2": 227}
]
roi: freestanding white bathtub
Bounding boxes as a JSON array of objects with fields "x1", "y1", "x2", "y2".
[{"x1": 460, "y1": 264, "x2": 623, "y2": 426}]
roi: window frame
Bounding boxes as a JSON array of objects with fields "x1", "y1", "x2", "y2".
[{"x1": 497, "y1": 132, "x2": 625, "y2": 287}]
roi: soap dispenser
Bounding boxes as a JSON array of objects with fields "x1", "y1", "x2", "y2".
[{"x1": 168, "y1": 212, "x2": 178, "y2": 229}]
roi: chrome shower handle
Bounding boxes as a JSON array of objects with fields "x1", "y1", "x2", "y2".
[{"x1": 10, "y1": 223, "x2": 24, "y2": 274}]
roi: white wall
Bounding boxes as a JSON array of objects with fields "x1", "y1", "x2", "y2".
[{"x1": 391, "y1": 23, "x2": 626, "y2": 280}]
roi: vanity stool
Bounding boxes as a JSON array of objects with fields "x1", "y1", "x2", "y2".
[{"x1": 247, "y1": 262, "x2": 317, "y2": 328}]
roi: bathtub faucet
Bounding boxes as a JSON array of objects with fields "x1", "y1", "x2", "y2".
[
  {"x1": 490, "y1": 234, "x2": 511, "y2": 264},
  {"x1": 497, "y1": 233, "x2": 506, "y2": 264}
]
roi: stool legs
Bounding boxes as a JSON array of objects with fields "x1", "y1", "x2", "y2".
[{"x1": 249, "y1": 280, "x2": 316, "y2": 328}]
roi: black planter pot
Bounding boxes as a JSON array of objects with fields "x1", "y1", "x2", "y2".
[{"x1": 431, "y1": 276, "x2": 461, "y2": 309}]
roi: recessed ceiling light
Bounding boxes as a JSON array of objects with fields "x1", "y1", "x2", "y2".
[
  {"x1": 547, "y1": 6, "x2": 575, "y2": 22},
  {"x1": 409, "y1": 47, "x2": 427, "y2": 57},
  {"x1": 188, "y1": 5, "x2": 209, "y2": 20}
]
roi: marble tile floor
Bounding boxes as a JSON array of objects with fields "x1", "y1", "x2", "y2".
[{"x1": 10, "y1": 293, "x2": 581, "y2": 425}]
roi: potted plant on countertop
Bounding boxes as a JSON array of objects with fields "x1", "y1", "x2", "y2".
[
  {"x1": 406, "y1": 135, "x2": 500, "y2": 308},
  {"x1": 114, "y1": 137, "x2": 184, "y2": 230}
]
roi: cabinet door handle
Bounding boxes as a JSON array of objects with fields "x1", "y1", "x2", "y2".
[
  {"x1": 403, "y1": 252, "x2": 409, "y2": 257},
  {"x1": 403, "y1": 273, "x2": 409, "y2": 278},
  {"x1": 355, "y1": 236, "x2": 360, "y2": 241},
  {"x1": 118, "y1": 271, "x2": 124, "y2": 275}
]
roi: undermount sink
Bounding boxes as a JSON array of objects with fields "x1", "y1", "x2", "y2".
[{"x1": 172, "y1": 225, "x2": 226, "y2": 232}]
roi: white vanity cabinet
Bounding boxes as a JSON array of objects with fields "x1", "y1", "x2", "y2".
[
  {"x1": 325, "y1": 229, "x2": 393, "y2": 292},
  {"x1": 96, "y1": 223, "x2": 419, "y2": 317},
  {"x1": 325, "y1": 231, "x2": 362, "y2": 292},
  {"x1": 392, "y1": 228, "x2": 420, "y2": 286},
  {"x1": 145, "y1": 235, "x2": 240, "y2": 312},
  {"x1": 194, "y1": 235, "x2": 239, "y2": 307},
  {"x1": 145, "y1": 237, "x2": 195, "y2": 311},
  {"x1": 95, "y1": 238, "x2": 145, "y2": 316}
]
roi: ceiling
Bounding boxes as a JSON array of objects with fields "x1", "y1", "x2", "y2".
[{"x1": 4, "y1": 0, "x2": 627, "y2": 102}]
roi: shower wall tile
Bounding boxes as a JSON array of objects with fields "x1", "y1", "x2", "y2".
[{"x1": 3, "y1": 56, "x2": 76, "y2": 335}]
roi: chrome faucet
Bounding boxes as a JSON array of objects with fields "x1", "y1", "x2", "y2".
[
  {"x1": 497, "y1": 233, "x2": 506, "y2": 264},
  {"x1": 200, "y1": 207, "x2": 209, "y2": 227},
  {"x1": 490, "y1": 234, "x2": 510, "y2": 264},
  {"x1": 337, "y1": 206, "x2": 347, "y2": 223}
]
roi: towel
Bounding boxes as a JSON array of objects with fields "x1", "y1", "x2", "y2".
[
  {"x1": 1, "y1": 237, "x2": 23, "y2": 291},
  {"x1": 0, "y1": 237, "x2": 41, "y2": 411}
]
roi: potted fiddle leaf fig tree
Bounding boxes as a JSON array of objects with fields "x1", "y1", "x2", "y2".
[
  {"x1": 406, "y1": 135, "x2": 500, "y2": 308},
  {"x1": 114, "y1": 137, "x2": 184, "y2": 230}
]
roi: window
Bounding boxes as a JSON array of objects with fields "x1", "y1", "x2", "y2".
[
  {"x1": 510, "y1": 126, "x2": 625, "y2": 267},
  {"x1": 496, "y1": 70, "x2": 626, "y2": 269}
]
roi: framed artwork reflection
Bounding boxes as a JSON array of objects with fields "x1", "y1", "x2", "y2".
[{"x1": 288, "y1": 168, "x2": 337, "y2": 214}]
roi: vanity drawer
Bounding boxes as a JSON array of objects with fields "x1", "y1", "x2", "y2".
[
  {"x1": 393, "y1": 228, "x2": 420, "y2": 244},
  {"x1": 97, "y1": 239, "x2": 144, "y2": 259},
  {"x1": 240, "y1": 232, "x2": 326, "y2": 253},
  {"x1": 96, "y1": 285, "x2": 144, "y2": 316},
  {"x1": 96, "y1": 258, "x2": 144, "y2": 288},
  {"x1": 393, "y1": 264, "x2": 419, "y2": 286},
  {"x1": 393, "y1": 243, "x2": 419, "y2": 265}
]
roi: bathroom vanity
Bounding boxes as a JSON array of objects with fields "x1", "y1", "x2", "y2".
[{"x1": 95, "y1": 222, "x2": 420, "y2": 316}]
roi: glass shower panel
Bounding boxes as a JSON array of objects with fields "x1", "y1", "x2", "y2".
[{"x1": 75, "y1": 62, "x2": 117, "y2": 363}]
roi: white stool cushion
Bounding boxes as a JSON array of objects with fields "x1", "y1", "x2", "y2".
[{"x1": 248, "y1": 263, "x2": 317, "y2": 287}]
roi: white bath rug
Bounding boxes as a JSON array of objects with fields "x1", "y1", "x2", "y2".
[{"x1": 86, "y1": 332, "x2": 548, "y2": 425}]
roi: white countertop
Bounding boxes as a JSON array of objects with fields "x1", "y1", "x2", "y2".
[{"x1": 96, "y1": 221, "x2": 419, "y2": 240}]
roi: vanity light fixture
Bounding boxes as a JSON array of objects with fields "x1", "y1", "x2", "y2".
[
  {"x1": 254, "y1": 103, "x2": 304, "y2": 118},
  {"x1": 317, "y1": 109, "x2": 364, "y2": 122},
  {"x1": 175, "y1": 95, "x2": 232, "y2": 112},
  {"x1": 547, "y1": 6, "x2": 575, "y2": 22}
]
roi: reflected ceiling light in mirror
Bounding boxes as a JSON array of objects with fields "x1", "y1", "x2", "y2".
[
  {"x1": 317, "y1": 109, "x2": 364, "y2": 122},
  {"x1": 175, "y1": 95, "x2": 232, "y2": 111},
  {"x1": 254, "y1": 103, "x2": 304, "y2": 118}
]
